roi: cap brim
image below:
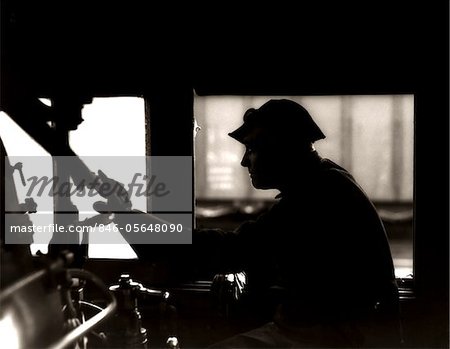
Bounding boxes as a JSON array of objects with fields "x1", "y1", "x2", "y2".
[{"x1": 228, "y1": 123, "x2": 251, "y2": 143}]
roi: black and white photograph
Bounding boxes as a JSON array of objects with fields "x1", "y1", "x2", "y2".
[{"x1": 0, "y1": 2, "x2": 448, "y2": 348}]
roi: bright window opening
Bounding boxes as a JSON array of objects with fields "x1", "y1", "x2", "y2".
[{"x1": 0, "y1": 97, "x2": 145, "y2": 259}]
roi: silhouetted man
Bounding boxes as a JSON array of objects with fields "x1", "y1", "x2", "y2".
[{"x1": 192, "y1": 99, "x2": 402, "y2": 348}]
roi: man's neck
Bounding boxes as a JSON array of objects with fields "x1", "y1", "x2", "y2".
[{"x1": 277, "y1": 151, "x2": 323, "y2": 194}]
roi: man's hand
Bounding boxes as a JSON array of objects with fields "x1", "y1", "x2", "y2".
[{"x1": 93, "y1": 170, "x2": 132, "y2": 213}]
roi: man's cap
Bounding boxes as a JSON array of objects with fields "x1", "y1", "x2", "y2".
[{"x1": 228, "y1": 99, "x2": 326, "y2": 144}]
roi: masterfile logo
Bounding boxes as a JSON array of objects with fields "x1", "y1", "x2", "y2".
[{"x1": 5, "y1": 156, "x2": 193, "y2": 245}]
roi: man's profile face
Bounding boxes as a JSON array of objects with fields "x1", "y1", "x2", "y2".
[{"x1": 240, "y1": 128, "x2": 282, "y2": 190}]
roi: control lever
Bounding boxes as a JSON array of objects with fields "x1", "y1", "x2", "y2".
[{"x1": 12, "y1": 162, "x2": 26, "y2": 186}]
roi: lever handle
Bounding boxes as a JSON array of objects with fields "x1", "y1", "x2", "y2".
[{"x1": 12, "y1": 162, "x2": 26, "y2": 186}]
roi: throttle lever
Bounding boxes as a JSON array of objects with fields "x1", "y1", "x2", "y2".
[{"x1": 12, "y1": 162, "x2": 26, "y2": 186}]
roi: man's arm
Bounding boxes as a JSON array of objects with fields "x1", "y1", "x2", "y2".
[{"x1": 92, "y1": 170, "x2": 260, "y2": 275}]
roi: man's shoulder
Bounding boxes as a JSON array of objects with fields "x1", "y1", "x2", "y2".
[
  {"x1": 320, "y1": 158, "x2": 350, "y2": 176},
  {"x1": 320, "y1": 159, "x2": 355, "y2": 184},
  {"x1": 318, "y1": 158, "x2": 369, "y2": 199}
]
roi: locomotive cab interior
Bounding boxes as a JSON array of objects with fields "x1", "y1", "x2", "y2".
[{"x1": 1, "y1": 2, "x2": 448, "y2": 348}]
